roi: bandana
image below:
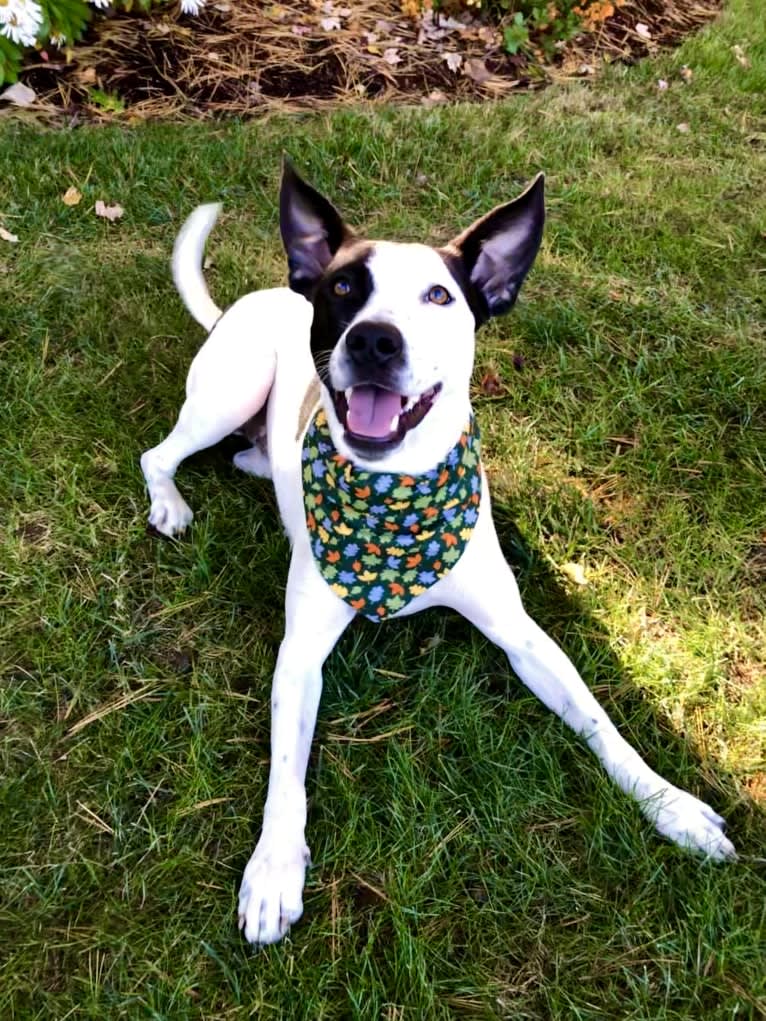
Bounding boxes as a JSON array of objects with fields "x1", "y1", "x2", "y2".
[{"x1": 302, "y1": 409, "x2": 481, "y2": 622}]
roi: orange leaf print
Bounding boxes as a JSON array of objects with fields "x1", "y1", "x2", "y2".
[
  {"x1": 307, "y1": 512, "x2": 316, "y2": 530},
  {"x1": 355, "y1": 485, "x2": 371, "y2": 499},
  {"x1": 327, "y1": 549, "x2": 341, "y2": 563},
  {"x1": 437, "y1": 469, "x2": 449, "y2": 487},
  {"x1": 365, "y1": 542, "x2": 382, "y2": 555},
  {"x1": 352, "y1": 560, "x2": 362, "y2": 572},
  {"x1": 350, "y1": 598, "x2": 366, "y2": 611},
  {"x1": 424, "y1": 506, "x2": 439, "y2": 518},
  {"x1": 406, "y1": 553, "x2": 422, "y2": 569},
  {"x1": 389, "y1": 582, "x2": 405, "y2": 596},
  {"x1": 443, "y1": 532, "x2": 458, "y2": 547}
]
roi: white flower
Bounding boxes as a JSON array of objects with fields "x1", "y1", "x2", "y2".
[
  {"x1": 0, "y1": 0, "x2": 43, "y2": 48},
  {"x1": 89, "y1": 0, "x2": 110, "y2": 8},
  {"x1": 180, "y1": 0, "x2": 205, "y2": 13},
  {"x1": 50, "y1": 32, "x2": 66, "y2": 46}
]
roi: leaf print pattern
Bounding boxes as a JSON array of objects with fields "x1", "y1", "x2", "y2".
[{"x1": 302, "y1": 410, "x2": 482, "y2": 622}]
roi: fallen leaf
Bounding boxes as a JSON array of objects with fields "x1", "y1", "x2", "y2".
[
  {"x1": 320, "y1": 15, "x2": 341, "y2": 30},
  {"x1": 676, "y1": 122, "x2": 690, "y2": 134},
  {"x1": 657, "y1": 78, "x2": 669, "y2": 90},
  {"x1": 512, "y1": 353, "x2": 525, "y2": 372},
  {"x1": 0, "y1": 226, "x2": 19, "y2": 244},
  {"x1": 480, "y1": 371, "x2": 505, "y2": 396},
  {"x1": 62, "y1": 186, "x2": 82, "y2": 207},
  {"x1": 0, "y1": 82, "x2": 37, "y2": 107},
  {"x1": 419, "y1": 635, "x2": 443, "y2": 654},
  {"x1": 679, "y1": 65, "x2": 693, "y2": 82},
  {"x1": 421, "y1": 90, "x2": 448, "y2": 107},
  {"x1": 94, "y1": 200, "x2": 124, "y2": 222},
  {"x1": 463, "y1": 57, "x2": 492, "y2": 84},
  {"x1": 77, "y1": 67, "x2": 97, "y2": 84},
  {"x1": 442, "y1": 52, "x2": 462, "y2": 72},
  {"x1": 635, "y1": 22, "x2": 651, "y2": 40},
  {"x1": 560, "y1": 562, "x2": 588, "y2": 586},
  {"x1": 383, "y1": 47, "x2": 402, "y2": 65},
  {"x1": 732, "y1": 44, "x2": 750, "y2": 68}
]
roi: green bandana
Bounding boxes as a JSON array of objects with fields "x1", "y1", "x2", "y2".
[{"x1": 302, "y1": 409, "x2": 482, "y2": 622}]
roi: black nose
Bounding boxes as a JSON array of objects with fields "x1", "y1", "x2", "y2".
[{"x1": 345, "y1": 321, "x2": 404, "y2": 368}]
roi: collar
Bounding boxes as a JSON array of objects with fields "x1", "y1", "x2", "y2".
[{"x1": 302, "y1": 410, "x2": 481, "y2": 621}]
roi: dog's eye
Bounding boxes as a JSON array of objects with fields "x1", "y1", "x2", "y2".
[
  {"x1": 333, "y1": 278, "x2": 351, "y2": 297},
  {"x1": 427, "y1": 285, "x2": 452, "y2": 306}
]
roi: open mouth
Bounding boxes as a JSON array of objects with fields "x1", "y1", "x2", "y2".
[{"x1": 332, "y1": 383, "x2": 442, "y2": 445}]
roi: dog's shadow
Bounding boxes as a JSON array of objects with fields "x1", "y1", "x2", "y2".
[{"x1": 187, "y1": 436, "x2": 762, "y2": 857}]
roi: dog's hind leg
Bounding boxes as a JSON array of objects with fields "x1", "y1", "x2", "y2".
[{"x1": 140, "y1": 294, "x2": 287, "y2": 535}]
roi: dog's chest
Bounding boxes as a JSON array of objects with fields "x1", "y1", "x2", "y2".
[{"x1": 301, "y1": 410, "x2": 482, "y2": 620}]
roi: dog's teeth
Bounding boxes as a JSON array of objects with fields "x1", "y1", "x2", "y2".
[
  {"x1": 390, "y1": 414, "x2": 400, "y2": 432},
  {"x1": 345, "y1": 388, "x2": 353, "y2": 401}
]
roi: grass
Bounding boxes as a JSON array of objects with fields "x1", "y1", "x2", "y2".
[{"x1": 1, "y1": 1, "x2": 765, "y2": 1017}]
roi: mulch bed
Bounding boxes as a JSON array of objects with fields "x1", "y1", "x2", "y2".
[{"x1": 14, "y1": 0, "x2": 721, "y2": 120}]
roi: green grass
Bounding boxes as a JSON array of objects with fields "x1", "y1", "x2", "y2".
[{"x1": 1, "y1": 1, "x2": 765, "y2": 1016}]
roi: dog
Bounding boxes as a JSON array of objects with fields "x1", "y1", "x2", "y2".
[{"x1": 140, "y1": 163, "x2": 735, "y2": 945}]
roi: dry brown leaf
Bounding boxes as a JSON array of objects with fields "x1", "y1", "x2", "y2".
[
  {"x1": 732, "y1": 44, "x2": 750, "y2": 68},
  {"x1": 0, "y1": 226, "x2": 19, "y2": 244},
  {"x1": 676, "y1": 122, "x2": 691, "y2": 133},
  {"x1": 62, "y1": 186, "x2": 82, "y2": 207},
  {"x1": 463, "y1": 58, "x2": 492, "y2": 84},
  {"x1": 1, "y1": 82, "x2": 36, "y2": 107},
  {"x1": 679, "y1": 65, "x2": 693, "y2": 82},
  {"x1": 480, "y1": 371, "x2": 505, "y2": 396},
  {"x1": 421, "y1": 90, "x2": 448, "y2": 107},
  {"x1": 94, "y1": 200, "x2": 124, "y2": 222},
  {"x1": 560, "y1": 562, "x2": 588, "y2": 586}
]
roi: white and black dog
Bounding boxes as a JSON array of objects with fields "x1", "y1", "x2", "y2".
[{"x1": 140, "y1": 164, "x2": 735, "y2": 945}]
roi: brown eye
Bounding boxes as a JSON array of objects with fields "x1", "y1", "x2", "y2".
[
  {"x1": 333, "y1": 278, "x2": 351, "y2": 297},
  {"x1": 427, "y1": 285, "x2": 452, "y2": 306}
]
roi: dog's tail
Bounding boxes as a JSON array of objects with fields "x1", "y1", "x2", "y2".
[{"x1": 172, "y1": 203, "x2": 223, "y2": 333}]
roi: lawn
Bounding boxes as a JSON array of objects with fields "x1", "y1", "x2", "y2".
[{"x1": 1, "y1": 1, "x2": 765, "y2": 1017}]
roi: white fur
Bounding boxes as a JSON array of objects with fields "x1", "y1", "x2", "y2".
[{"x1": 140, "y1": 206, "x2": 736, "y2": 947}]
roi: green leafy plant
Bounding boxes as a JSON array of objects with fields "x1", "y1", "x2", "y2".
[
  {"x1": 0, "y1": 0, "x2": 205, "y2": 86},
  {"x1": 503, "y1": 11, "x2": 530, "y2": 54}
]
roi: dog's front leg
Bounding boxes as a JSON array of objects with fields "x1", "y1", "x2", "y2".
[
  {"x1": 438, "y1": 519, "x2": 736, "y2": 860},
  {"x1": 238, "y1": 549, "x2": 354, "y2": 944}
]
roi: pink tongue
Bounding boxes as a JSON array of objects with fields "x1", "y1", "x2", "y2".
[{"x1": 346, "y1": 386, "x2": 402, "y2": 438}]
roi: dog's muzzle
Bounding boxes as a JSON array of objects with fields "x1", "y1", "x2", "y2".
[{"x1": 331, "y1": 321, "x2": 442, "y2": 454}]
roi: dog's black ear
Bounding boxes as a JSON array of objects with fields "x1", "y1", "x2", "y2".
[
  {"x1": 448, "y1": 173, "x2": 545, "y2": 324},
  {"x1": 280, "y1": 161, "x2": 352, "y2": 297}
]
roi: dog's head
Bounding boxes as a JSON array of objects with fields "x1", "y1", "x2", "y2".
[{"x1": 280, "y1": 163, "x2": 544, "y2": 472}]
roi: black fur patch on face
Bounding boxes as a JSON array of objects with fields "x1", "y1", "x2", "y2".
[
  {"x1": 438, "y1": 248, "x2": 490, "y2": 329},
  {"x1": 309, "y1": 244, "x2": 374, "y2": 383}
]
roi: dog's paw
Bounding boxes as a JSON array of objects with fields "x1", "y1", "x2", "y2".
[
  {"x1": 238, "y1": 839, "x2": 310, "y2": 944},
  {"x1": 148, "y1": 491, "x2": 194, "y2": 537},
  {"x1": 647, "y1": 786, "x2": 736, "y2": 861}
]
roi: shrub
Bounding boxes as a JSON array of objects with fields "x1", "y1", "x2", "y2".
[
  {"x1": 435, "y1": 0, "x2": 626, "y2": 58},
  {"x1": 0, "y1": 0, "x2": 205, "y2": 85}
]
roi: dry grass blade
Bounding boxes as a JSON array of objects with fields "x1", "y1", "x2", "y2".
[{"x1": 66, "y1": 682, "x2": 163, "y2": 737}]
